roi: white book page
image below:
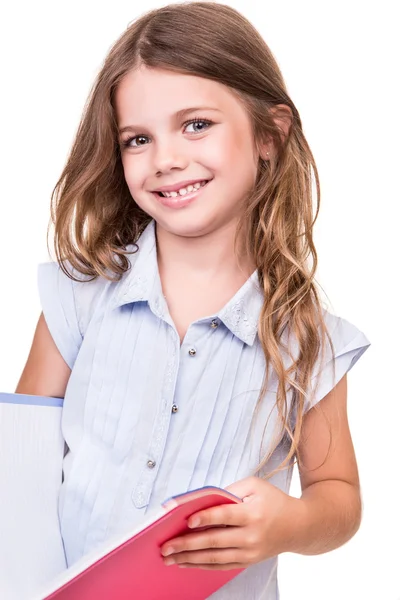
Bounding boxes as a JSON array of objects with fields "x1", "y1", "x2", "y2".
[{"x1": 0, "y1": 396, "x2": 67, "y2": 600}]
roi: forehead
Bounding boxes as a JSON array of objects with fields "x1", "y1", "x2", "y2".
[{"x1": 115, "y1": 65, "x2": 243, "y2": 124}]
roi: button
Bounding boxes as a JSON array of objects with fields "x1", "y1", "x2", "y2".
[
  {"x1": 147, "y1": 459, "x2": 156, "y2": 469},
  {"x1": 188, "y1": 348, "x2": 197, "y2": 356},
  {"x1": 171, "y1": 404, "x2": 179, "y2": 413},
  {"x1": 211, "y1": 319, "x2": 219, "y2": 328}
]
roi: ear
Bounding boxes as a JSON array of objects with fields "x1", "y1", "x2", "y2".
[{"x1": 259, "y1": 104, "x2": 293, "y2": 160}]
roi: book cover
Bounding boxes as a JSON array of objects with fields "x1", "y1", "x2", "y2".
[{"x1": 34, "y1": 486, "x2": 245, "y2": 600}]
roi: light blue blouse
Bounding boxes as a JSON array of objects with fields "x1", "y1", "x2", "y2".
[{"x1": 37, "y1": 220, "x2": 370, "y2": 600}]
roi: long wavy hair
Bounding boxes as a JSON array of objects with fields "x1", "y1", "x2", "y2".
[{"x1": 49, "y1": 1, "x2": 335, "y2": 479}]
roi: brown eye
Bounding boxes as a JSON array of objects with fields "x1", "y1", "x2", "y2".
[{"x1": 123, "y1": 135, "x2": 149, "y2": 148}]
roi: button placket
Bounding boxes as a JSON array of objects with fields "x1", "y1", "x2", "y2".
[{"x1": 132, "y1": 327, "x2": 179, "y2": 508}]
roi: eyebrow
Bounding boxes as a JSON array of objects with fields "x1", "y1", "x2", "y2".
[{"x1": 118, "y1": 106, "x2": 222, "y2": 134}]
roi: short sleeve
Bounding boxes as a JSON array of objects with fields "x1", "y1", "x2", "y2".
[
  {"x1": 37, "y1": 262, "x2": 83, "y2": 370},
  {"x1": 304, "y1": 311, "x2": 371, "y2": 413}
]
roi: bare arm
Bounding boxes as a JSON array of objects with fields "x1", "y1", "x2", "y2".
[
  {"x1": 287, "y1": 374, "x2": 362, "y2": 555},
  {"x1": 15, "y1": 312, "x2": 71, "y2": 398}
]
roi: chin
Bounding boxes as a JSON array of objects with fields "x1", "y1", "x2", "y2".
[{"x1": 155, "y1": 215, "x2": 216, "y2": 239}]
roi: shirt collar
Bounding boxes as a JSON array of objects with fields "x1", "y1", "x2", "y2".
[
  {"x1": 217, "y1": 271, "x2": 264, "y2": 346},
  {"x1": 111, "y1": 220, "x2": 167, "y2": 319},
  {"x1": 111, "y1": 220, "x2": 264, "y2": 346}
]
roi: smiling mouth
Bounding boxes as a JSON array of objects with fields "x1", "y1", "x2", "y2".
[
  {"x1": 155, "y1": 180, "x2": 211, "y2": 198},
  {"x1": 153, "y1": 179, "x2": 212, "y2": 209}
]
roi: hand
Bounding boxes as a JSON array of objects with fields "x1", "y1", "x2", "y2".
[{"x1": 160, "y1": 476, "x2": 304, "y2": 570}]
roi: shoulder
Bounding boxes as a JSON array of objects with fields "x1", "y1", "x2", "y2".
[
  {"x1": 319, "y1": 307, "x2": 370, "y2": 359},
  {"x1": 307, "y1": 307, "x2": 371, "y2": 412},
  {"x1": 37, "y1": 243, "x2": 142, "y2": 337}
]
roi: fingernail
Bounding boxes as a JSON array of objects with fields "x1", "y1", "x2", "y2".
[
  {"x1": 189, "y1": 517, "x2": 200, "y2": 528},
  {"x1": 162, "y1": 547, "x2": 174, "y2": 556},
  {"x1": 164, "y1": 557, "x2": 175, "y2": 566}
]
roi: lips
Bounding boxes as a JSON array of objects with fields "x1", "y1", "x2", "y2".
[
  {"x1": 152, "y1": 178, "x2": 211, "y2": 194},
  {"x1": 153, "y1": 178, "x2": 211, "y2": 209}
]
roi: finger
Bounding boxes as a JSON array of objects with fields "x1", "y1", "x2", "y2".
[
  {"x1": 161, "y1": 526, "x2": 243, "y2": 556},
  {"x1": 178, "y1": 562, "x2": 248, "y2": 571},
  {"x1": 224, "y1": 476, "x2": 261, "y2": 499},
  {"x1": 165, "y1": 548, "x2": 251, "y2": 566},
  {"x1": 188, "y1": 502, "x2": 249, "y2": 529}
]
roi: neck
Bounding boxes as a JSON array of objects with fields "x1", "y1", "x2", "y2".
[{"x1": 155, "y1": 220, "x2": 255, "y2": 282}]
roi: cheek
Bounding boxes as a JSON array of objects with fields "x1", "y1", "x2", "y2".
[
  {"x1": 121, "y1": 157, "x2": 144, "y2": 192},
  {"x1": 201, "y1": 131, "x2": 239, "y2": 174},
  {"x1": 208, "y1": 128, "x2": 253, "y2": 170},
  {"x1": 228, "y1": 128, "x2": 259, "y2": 187},
  {"x1": 207, "y1": 130, "x2": 257, "y2": 190}
]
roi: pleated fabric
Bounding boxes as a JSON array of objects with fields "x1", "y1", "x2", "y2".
[{"x1": 37, "y1": 220, "x2": 371, "y2": 600}]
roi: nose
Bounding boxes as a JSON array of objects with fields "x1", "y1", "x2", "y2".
[{"x1": 152, "y1": 137, "x2": 189, "y2": 175}]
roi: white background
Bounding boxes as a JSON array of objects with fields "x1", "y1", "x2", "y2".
[{"x1": 0, "y1": 1, "x2": 399, "y2": 599}]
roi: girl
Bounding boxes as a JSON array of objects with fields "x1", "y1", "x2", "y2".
[{"x1": 16, "y1": 2, "x2": 370, "y2": 599}]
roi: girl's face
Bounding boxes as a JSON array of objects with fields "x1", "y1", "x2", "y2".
[{"x1": 115, "y1": 65, "x2": 261, "y2": 239}]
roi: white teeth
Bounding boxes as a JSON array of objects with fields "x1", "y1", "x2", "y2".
[{"x1": 160, "y1": 180, "x2": 208, "y2": 198}]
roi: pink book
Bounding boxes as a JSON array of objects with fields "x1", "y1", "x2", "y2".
[{"x1": 33, "y1": 486, "x2": 245, "y2": 600}]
